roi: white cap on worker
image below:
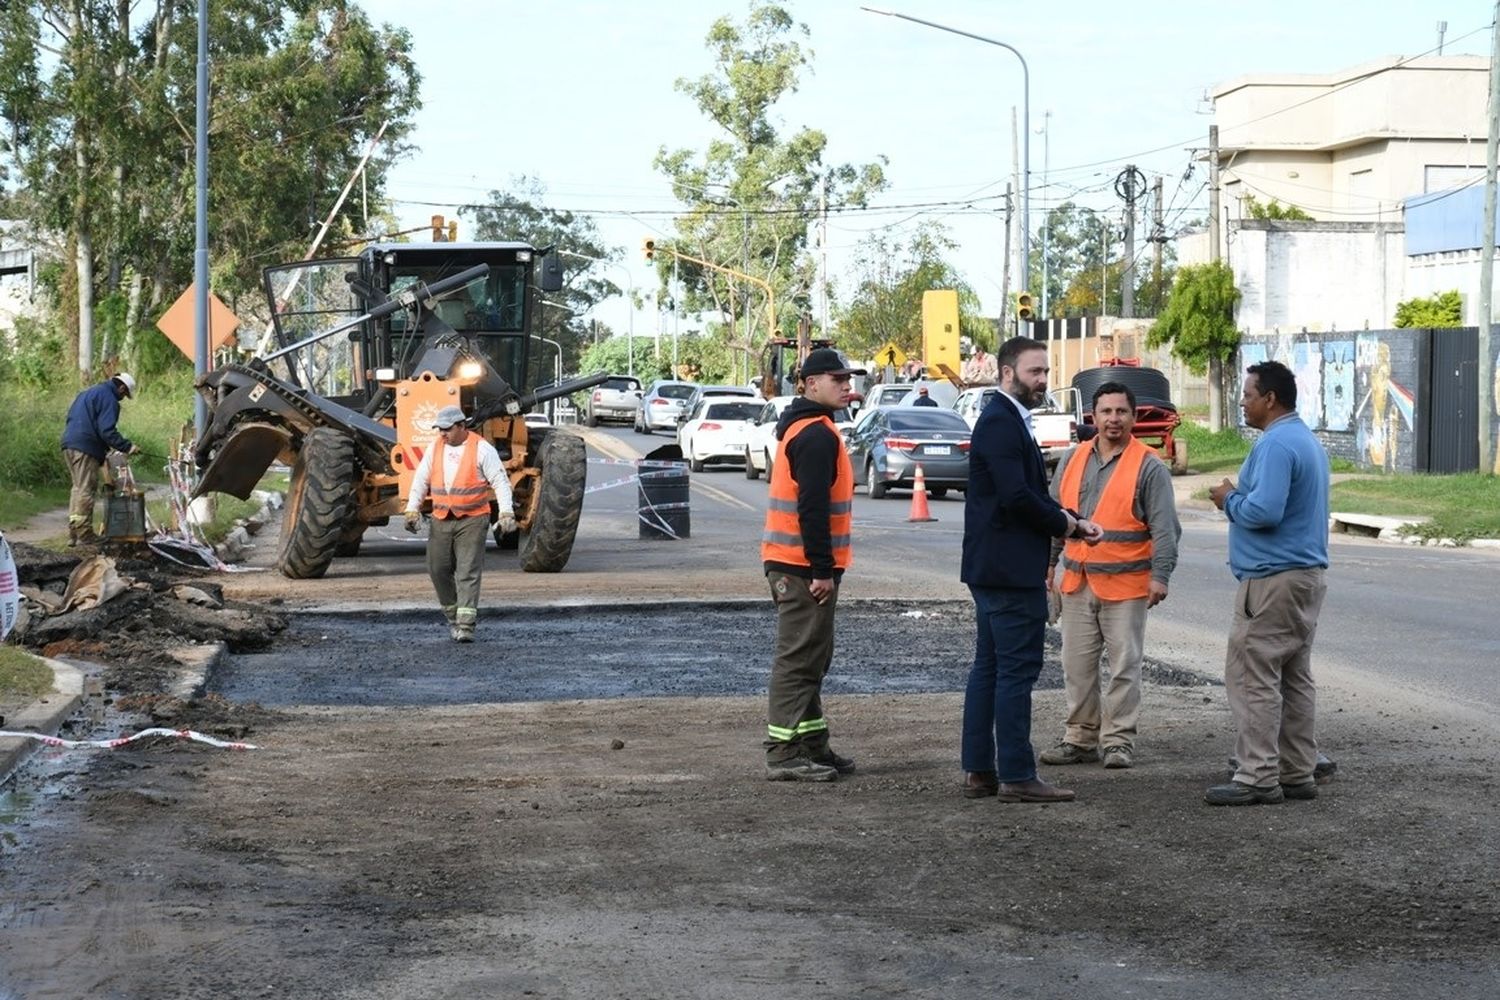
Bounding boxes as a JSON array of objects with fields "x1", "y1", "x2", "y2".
[
  {"x1": 113, "y1": 372, "x2": 136, "y2": 398},
  {"x1": 431, "y1": 405, "x2": 466, "y2": 430}
]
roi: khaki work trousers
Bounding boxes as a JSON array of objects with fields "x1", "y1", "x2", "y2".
[
  {"x1": 64, "y1": 449, "x2": 101, "y2": 528},
  {"x1": 1225, "y1": 567, "x2": 1327, "y2": 789},
  {"x1": 427, "y1": 514, "x2": 489, "y2": 626},
  {"x1": 764, "y1": 570, "x2": 838, "y2": 763},
  {"x1": 1059, "y1": 582, "x2": 1148, "y2": 750}
]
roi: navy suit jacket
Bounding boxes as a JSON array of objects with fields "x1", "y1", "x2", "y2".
[{"x1": 960, "y1": 392, "x2": 1070, "y2": 590}]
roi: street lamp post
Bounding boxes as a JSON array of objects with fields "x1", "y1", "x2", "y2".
[{"x1": 862, "y1": 7, "x2": 1030, "y2": 306}]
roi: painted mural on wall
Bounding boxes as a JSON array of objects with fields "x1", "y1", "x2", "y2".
[
  {"x1": 1323, "y1": 341, "x2": 1355, "y2": 432},
  {"x1": 1354, "y1": 334, "x2": 1415, "y2": 472},
  {"x1": 1238, "y1": 328, "x2": 1423, "y2": 471}
]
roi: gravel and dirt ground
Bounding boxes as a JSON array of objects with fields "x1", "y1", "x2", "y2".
[
  {"x1": 1, "y1": 603, "x2": 1497, "y2": 998},
  {"x1": 2, "y1": 445, "x2": 1498, "y2": 997}
]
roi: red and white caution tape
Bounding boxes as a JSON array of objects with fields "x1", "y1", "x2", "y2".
[{"x1": 0, "y1": 727, "x2": 259, "y2": 751}]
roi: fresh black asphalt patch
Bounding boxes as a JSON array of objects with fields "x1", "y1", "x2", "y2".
[{"x1": 211, "y1": 600, "x2": 1216, "y2": 707}]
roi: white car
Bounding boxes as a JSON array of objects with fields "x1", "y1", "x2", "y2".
[
  {"x1": 677, "y1": 397, "x2": 765, "y2": 472},
  {"x1": 743, "y1": 396, "x2": 855, "y2": 480}
]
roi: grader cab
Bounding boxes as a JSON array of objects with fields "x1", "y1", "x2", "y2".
[{"x1": 192, "y1": 242, "x2": 608, "y2": 578}]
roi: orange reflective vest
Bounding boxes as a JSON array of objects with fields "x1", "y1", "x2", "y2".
[
  {"x1": 430, "y1": 434, "x2": 491, "y2": 520},
  {"x1": 1058, "y1": 437, "x2": 1153, "y2": 600},
  {"x1": 760, "y1": 416, "x2": 853, "y2": 571}
]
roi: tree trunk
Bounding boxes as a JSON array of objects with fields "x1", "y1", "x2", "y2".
[
  {"x1": 1208, "y1": 354, "x2": 1224, "y2": 432},
  {"x1": 107, "y1": 0, "x2": 129, "y2": 291},
  {"x1": 123, "y1": 267, "x2": 144, "y2": 366},
  {"x1": 70, "y1": 0, "x2": 95, "y2": 380}
]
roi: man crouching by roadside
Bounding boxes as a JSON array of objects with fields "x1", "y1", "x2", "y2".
[{"x1": 759, "y1": 348, "x2": 865, "y2": 782}]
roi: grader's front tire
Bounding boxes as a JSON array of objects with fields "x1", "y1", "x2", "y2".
[
  {"x1": 520, "y1": 430, "x2": 587, "y2": 573},
  {"x1": 274, "y1": 427, "x2": 356, "y2": 579}
]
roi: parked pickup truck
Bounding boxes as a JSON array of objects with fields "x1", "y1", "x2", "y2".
[
  {"x1": 584, "y1": 375, "x2": 643, "y2": 426},
  {"x1": 951, "y1": 385, "x2": 1082, "y2": 468}
]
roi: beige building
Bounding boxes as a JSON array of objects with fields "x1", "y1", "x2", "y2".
[{"x1": 1212, "y1": 55, "x2": 1487, "y2": 230}]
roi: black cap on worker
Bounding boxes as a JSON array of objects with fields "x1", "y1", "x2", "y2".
[{"x1": 799, "y1": 348, "x2": 866, "y2": 378}]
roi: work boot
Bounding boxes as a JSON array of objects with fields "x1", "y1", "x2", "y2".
[
  {"x1": 453, "y1": 624, "x2": 475, "y2": 643},
  {"x1": 765, "y1": 755, "x2": 839, "y2": 782},
  {"x1": 1039, "y1": 741, "x2": 1100, "y2": 765},
  {"x1": 809, "y1": 747, "x2": 856, "y2": 775},
  {"x1": 1102, "y1": 745, "x2": 1134, "y2": 769},
  {"x1": 75, "y1": 526, "x2": 100, "y2": 548},
  {"x1": 1204, "y1": 781, "x2": 1284, "y2": 806}
]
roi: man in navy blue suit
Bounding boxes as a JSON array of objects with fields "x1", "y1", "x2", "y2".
[{"x1": 960, "y1": 337, "x2": 1102, "y2": 802}]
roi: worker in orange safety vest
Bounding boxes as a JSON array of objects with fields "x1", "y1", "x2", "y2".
[
  {"x1": 760, "y1": 348, "x2": 865, "y2": 782},
  {"x1": 404, "y1": 405, "x2": 516, "y2": 642},
  {"x1": 1039, "y1": 381, "x2": 1180, "y2": 770}
]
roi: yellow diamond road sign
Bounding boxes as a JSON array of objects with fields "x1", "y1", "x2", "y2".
[
  {"x1": 156, "y1": 283, "x2": 241, "y2": 361},
  {"x1": 875, "y1": 342, "x2": 907, "y2": 370}
]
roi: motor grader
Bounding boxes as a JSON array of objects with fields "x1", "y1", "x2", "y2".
[{"x1": 191, "y1": 242, "x2": 609, "y2": 579}]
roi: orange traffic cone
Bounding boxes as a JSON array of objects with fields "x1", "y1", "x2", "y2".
[{"x1": 907, "y1": 464, "x2": 937, "y2": 523}]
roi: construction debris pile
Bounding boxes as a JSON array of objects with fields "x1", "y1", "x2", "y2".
[{"x1": 5, "y1": 540, "x2": 284, "y2": 696}]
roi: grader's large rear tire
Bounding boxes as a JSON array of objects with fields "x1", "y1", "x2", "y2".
[
  {"x1": 334, "y1": 522, "x2": 366, "y2": 557},
  {"x1": 520, "y1": 430, "x2": 587, "y2": 573},
  {"x1": 274, "y1": 427, "x2": 356, "y2": 579}
]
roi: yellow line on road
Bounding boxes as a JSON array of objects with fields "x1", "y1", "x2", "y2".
[
  {"x1": 691, "y1": 479, "x2": 756, "y2": 512},
  {"x1": 577, "y1": 426, "x2": 756, "y2": 511}
]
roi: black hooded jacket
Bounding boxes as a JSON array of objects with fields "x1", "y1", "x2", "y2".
[{"x1": 763, "y1": 396, "x2": 846, "y2": 580}]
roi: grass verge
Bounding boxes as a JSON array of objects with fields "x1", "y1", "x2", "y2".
[
  {"x1": 0, "y1": 646, "x2": 52, "y2": 704},
  {"x1": 1330, "y1": 473, "x2": 1500, "y2": 543},
  {"x1": 0, "y1": 369, "x2": 198, "y2": 531}
]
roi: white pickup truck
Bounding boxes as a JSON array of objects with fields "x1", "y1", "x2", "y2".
[{"x1": 951, "y1": 385, "x2": 1082, "y2": 468}]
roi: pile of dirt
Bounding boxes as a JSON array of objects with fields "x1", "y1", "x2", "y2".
[
  {"x1": 6, "y1": 539, "x2": 285, "y2": 696},
  {"x1": 112, "y1": 691, "x2": 283, "y2": 739}
]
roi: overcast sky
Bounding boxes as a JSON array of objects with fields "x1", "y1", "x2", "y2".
[{"x1": 358, "y1": 0, "x2": 1492, "y2": 335}]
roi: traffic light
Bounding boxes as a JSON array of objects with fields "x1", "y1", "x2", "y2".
[
  {"x1": 643, "y1": 237, "x2": 656, "y2": 261},
  {"x1": 1016, "y1": 291, "x2": 1035, "y2": 323},
  {"x1": 431, "y1": 214, "x2": 446, "y2": 242}
]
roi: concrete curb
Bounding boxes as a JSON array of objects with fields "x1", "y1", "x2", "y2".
[
  {"x1": 0, "y1": 656, "x2": 84, "y2": 785},
  {"x1": 163, "y1": 642, "x2": 229, "y2": 700}
]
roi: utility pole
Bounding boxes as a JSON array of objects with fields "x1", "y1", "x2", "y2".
[
  {"x1": 819, "y1": 175, "x2": 829, "y2": 338},
  {"x1": 1039, "y1": 110, "x2": 1052, "y2": 324},
  {"x1": 1208, "y1": 124, "x2": 1225, "y2": 431},
  {"x1": 1117, "y1": 164, "x2": 1144, "y2": 319},
  {"x1": 1208, "y1": 126, "x2": 1222, "y2": 264},
  {"x1": 1152, "y1": 175, "x2": 1165, "y2": 314},
  {"x1": 1011, "y1": 106, "x2": 1022, "y2": 316},
  {"x1": 1000, "y1": 182, "x2": 1013, "y2": 332},
  {"x1": 1479, "y1": 0, "x2": 1499, "y2": 474}
]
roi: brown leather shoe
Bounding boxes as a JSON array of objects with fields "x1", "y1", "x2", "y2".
[
  {"x1": 963, "y1": 771, "x2": 999, "y2": 799},
  {"x1": 996, "y1": 778, "x2": 1076, "y2": 803}
]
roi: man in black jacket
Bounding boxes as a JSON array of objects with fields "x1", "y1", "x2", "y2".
[
  {"x1": 959, "y1": 337, "x2": 1101, "y2": 802},
  {"x1": 760, "y1": 349, "x2": 864, "y2": 782}
]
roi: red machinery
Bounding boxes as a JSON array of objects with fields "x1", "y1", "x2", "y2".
[{"x1": 1071, "y1": 361, "x2": 1188, "y2": 474}]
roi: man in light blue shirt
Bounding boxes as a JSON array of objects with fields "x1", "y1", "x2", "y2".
[{"x1": 1204, "y1": 360, "x2": 1330, "y2": 806}]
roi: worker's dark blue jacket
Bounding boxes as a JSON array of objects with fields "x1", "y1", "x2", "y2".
[{"x1": 61, "y1": 382, "x2": 132, "y2": 462}]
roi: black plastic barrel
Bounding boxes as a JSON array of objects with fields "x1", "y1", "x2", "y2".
[{"x1": 638, "y1": 444, "x2": 690, "y2": 540}]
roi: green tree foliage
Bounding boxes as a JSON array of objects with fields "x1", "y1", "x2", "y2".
[
  {"x1": 1243, "y1": 194, "x2": 1314, "y2": 221},
  {"x1": 1393, "y1": 290, "x2": 1464, "y2": 329},
  {"x1": 463, "y1": 177, "x2": 622, "y2": 375},
  {"x1": 654, "y1": 3, "x2": 886, "y2": 363},
  {"x1": 576, "y1": 331, "x2": 736, "y2": 386},
  {"x1": 837, "y1": 222, "x2": 988, "y2": 358},
  {"x1": 1147, "y1": 261, "x2": 1241, "y2": 430},
  {"x1": 0, "y1": 0, "x2": 420, "y2": 374},
  {"x1": 1037, "y1": 202, "x2": 1176, "y2": 318}
]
